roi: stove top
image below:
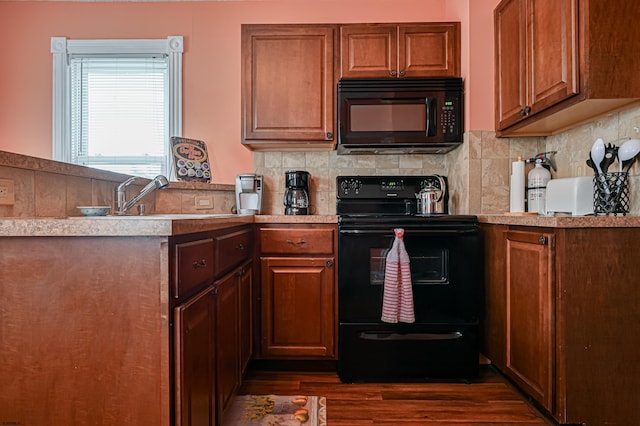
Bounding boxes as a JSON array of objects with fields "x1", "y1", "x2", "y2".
[{"x1": 337, "y1": 175, "x2": 459, "y2": 218}]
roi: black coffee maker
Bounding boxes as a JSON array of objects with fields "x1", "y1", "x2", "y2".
[{"x1": 284, "y1": 170, "x2": 310, "y2": 215}]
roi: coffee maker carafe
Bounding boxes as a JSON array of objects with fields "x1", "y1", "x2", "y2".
[
  {"x1": 284, "y1": 170, "x2": 310, "y2": 215},
  {"x1": 235, "y1": 174, "x2": 263, "y2": 215}
]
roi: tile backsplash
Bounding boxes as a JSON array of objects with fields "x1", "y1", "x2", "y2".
[
  {"x1": 255, "y1": 104, "x2": 640, "y2": 216},
  {"x1": 2, "y1": 104, "x2": 639, "y2": 218}
]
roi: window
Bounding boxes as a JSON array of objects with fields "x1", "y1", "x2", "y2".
[{"x1": 51, "y1": 36, "x2": 183, "y2": 179}]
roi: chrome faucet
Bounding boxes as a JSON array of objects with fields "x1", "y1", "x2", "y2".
[{"x1": 115, "y1": 175, "x2": 169, "y2": 215}]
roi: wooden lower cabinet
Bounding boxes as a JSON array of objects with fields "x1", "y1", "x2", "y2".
[
  {"x1": 214, "y1": 267, "x2": 240, "y2": 416},
  {"x1": 174, "y1": 286, "x2": 217, "y2": 426},
  {"x1": 504, "y1": 230, "x2": 554, "y2": 411},
  {"x1": 260, "y1": 257, "x2": 335, "y2": 358},
  {"x1": 481, "y1": 224, "x2": 640, "y2": 425},
  {"x1": 258, "y1": 224, "x2": 337, "y2": 360}
]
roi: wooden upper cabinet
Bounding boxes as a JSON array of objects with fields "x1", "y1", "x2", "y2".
[
  {"x1": 495, "y1": 0, "x2": 578, "y2": 131},
  {"x1": 241, "y1": 25, "x2": 336, "y2": 150},
  {"x1": 495, "y1": 0, "x2": 640, "y2": 136},
  {"x1": 340, "y1": 23, "x2": 461, "y2": 78}
]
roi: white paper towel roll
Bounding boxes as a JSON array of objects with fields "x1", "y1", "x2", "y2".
[{"x1": 510, "y1": 159, "x2": 525, "y2": 212}]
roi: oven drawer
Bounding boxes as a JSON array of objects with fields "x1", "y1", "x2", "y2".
[
  {"x1": 260, "y1": 228, "x2": 334, "y2": 255},
  {"x1": 338, "y1": 322, "x2": 479, "y2": 382}
]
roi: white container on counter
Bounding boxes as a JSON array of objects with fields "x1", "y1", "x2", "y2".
[{"x1": 545, "y1": 176, "x2": 594, "y2": 216}]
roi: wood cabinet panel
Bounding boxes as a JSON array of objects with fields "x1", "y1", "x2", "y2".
[
  {"x1": 482, "y1": 224, "x2": 640, "y2": 425},
  {"x1": 238, "y1": 260, "x2": 253, "y2": 375},
  {"x1": 241, "y1": 25, "x2": 336, "y2": 150},
  {"x1": 174, "y1": 286, "x2": 216, "y2": 426},
  {"x1": 505, "y1": 230, "x2": 554, "y2": 411},
  {"x1": 340, "y1": 23, "x2": 460, "y2": 78},
  {"x1": 260, "y1": 257, "x2": 335, "y2": 358},
  {"x1": 340, "y1": 25, "x2": 397, "y2": 77},
  {"x1": 0, "y1": 237, "x2": 168, "y2": 425},
  {"x1": 214, "y1": 269, "x2": 240, "y2": 416},
  {"x1": 480, "y1": 223, "x2": 507, "y2": 368},
  {"x1": 495, "y1": 0, "x2": 578, "y2": 130},
  {"x1": 399, "y1": 24, "x2": 460, "y2": 77},
  {"x1": 173, "y1": 238, "x2": 215, "y2": 299},
  {"x1": 495, "y1": 0, "x2": 640, "y2": 136},
  {"x1": 260, "y1": 227, "x2": 335, "y2": 255},
  {"x1": 214, "y1": 228, "x2": 252, "y2": 277}
]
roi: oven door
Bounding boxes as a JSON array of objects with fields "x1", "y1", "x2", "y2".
[{"x1": 338, "y1": 225, "x2": 482, "y2": 324}]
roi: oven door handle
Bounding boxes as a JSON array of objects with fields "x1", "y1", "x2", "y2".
[
  {"x1": 358, "y1": 331, "x2": 463, "y2": 341},
  {"x1": 339, "y1": 229, "x2": 477, "y2": 235}
]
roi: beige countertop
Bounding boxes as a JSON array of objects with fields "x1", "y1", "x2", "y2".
[
  {"x1": 478, "y1": 213, "x2": 640, "y2": 228},
  {"x1": 4, "y1": 212, "x2": 638, "y2": 237},
  {"x1": 0, "y1": 214, "x2": 338, "y2": 237}
]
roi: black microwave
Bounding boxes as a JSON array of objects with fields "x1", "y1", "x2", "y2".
[{"x1": 337, "y1": 77, "x2": 463, "y2": 154}]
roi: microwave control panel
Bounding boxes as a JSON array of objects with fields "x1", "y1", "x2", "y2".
[{"x1": 440, "y1": 94, "x2": 461, "y2": 138}]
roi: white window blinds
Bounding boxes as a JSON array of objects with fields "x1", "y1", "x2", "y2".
[
  {"x1": 70, "y1": 57, "x2": 168, "y2": 177},
  {"x1": 51, "y1": 36, "x2": 183, "y2": 180}
]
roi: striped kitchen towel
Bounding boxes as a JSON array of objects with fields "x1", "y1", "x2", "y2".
[{"x1": 381, "y1": 228, "x2": 415, "y2": 323}]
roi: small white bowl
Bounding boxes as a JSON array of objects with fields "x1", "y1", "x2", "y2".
[{"x1": 77, "y1": 206, "x2": 111, "y2": 217}]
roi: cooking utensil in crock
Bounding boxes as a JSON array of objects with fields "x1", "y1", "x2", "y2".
[
  {"x1": 617, "y1": 138, "x2": 640, "y2": 172},
  {"x1": 591, "y1": 138, "x2": 610, "y2": 195},
  {"x1": 601, "y1": 143, "x2": 618, "y2": 173}
]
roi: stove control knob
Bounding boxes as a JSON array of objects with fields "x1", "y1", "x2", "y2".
[{"x1": 340, "y1": 179, "x2": 362, "y2": 195}]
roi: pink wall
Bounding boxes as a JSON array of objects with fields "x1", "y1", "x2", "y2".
[{"x1": 0, "y1": 0, "x2": 498, "y2": 184}]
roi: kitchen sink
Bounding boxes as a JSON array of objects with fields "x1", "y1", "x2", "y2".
[{"x1": 69, "y1": 213, "x2": 238, "y2": 220}]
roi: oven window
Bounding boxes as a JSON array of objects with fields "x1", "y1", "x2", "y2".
[
  {"x1": 370, "y1": 247, "x2": 449, "y2": 285},
  {"x1": 350, "y1": 104, "x2": 426, "y2": 132}
]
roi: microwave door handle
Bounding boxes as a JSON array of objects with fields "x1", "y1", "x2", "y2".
[{"x1": 425, "y1": 97, "x2": 436, "y2": 136}]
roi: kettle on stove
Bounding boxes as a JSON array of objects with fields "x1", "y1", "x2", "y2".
[{"x1": 415, "y1": 175, "x2": 447, "y2": 215}]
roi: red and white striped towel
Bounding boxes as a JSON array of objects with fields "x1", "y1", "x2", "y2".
[{"x1": 381, "y1": 228, "x2": 415, "y2": 323}]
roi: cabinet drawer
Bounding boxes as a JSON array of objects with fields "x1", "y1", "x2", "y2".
[
  {"x1": 173, "y1": 238, "x2": 215, "y2": 299},
  {"x1": 260, "y1": 228, "x2": 334, "y2": 255},
  {"x1": 215, "y1": 229, "x2": 253, "y2": 276}
]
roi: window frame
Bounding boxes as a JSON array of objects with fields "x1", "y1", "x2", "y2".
[{"x1": 51, "y1": 36, "x2": 183, "y2": 177}]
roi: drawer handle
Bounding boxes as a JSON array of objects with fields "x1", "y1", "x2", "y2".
[
  {"x1": 286, "y1": 239, "x2": 307, "y2": 246},
  {"x1": 192, "y1": 259, "x2": 207, "y2": 268},
  {"x1": 236, "y1": 243, "x2": 245, "y2": 250}
]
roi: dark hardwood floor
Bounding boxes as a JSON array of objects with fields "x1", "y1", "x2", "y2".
[{"x1": 237, "y1": 365, "x2": 556, "y2": 425}]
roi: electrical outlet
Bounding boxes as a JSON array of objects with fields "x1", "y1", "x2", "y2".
[
  {"x1": 0, "y1": 178, "x2": 15, "y2": 205},
  {"x1": 195, "y1": 196, "x2": 213, "y2": 210}
]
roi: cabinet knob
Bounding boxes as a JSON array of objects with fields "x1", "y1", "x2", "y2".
[
  {"x1": 236, "y1": 243, "x2": 245, "y2": 250},
  {"x1": 192, "y1": 259, "x2": 207, "y2": 268},
  {"x1": 539, "y1": 235, "x2": 547, "y2": 245},
  {"x1": 399, "y1": 70, "x2": 406, "y2": 77},
  {"x1": 520, "y1": 106, "x2": 531, "y2": 116},
  {"x1": 390, "y1": 70, "x2": 398, "y2": 77},
  {"x1": 326, "y1": 132, "x2": 333, "y2": 139},
  {"x1": 326, "y1": 259, "x2": 334, "y2": 268}
]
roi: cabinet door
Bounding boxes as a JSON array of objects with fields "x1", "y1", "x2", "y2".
[
  {"x1": 528, "y1": 0, "x2": 578, "y2": 115},
  {"x1": 399, "y1": 23, "x2": 460, "y2": 77},
  {"x1": 261, "y1": 257, "x2": 335, "y2": 358},
  {"x1": 505, "y1": 230, "x2": 555, "y2": 411},
  {"x1": 174, "y1": 286, "x2": 216, "y2": 426},
  {"x1": 340, "y1": 25, "x2": 397, "y2": 78},
  {"x1": 495, "y1": 0, "x2": 528, "y2": 129},
  {"x1": 238, "y1": 259, "x2": 253, "y2": 375},
  {"x1": 214, "y1": 270, "x2": 240, "y2": 416},
  {"x1": 495, "y1": 0, "x2": 578, "y2": 130},
  {"x1": 340, "y1": 23, "x2": 460, "y2": 78},
  {"x1": 241, "y1": 25, "x2": 335, "y2": 148}
]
